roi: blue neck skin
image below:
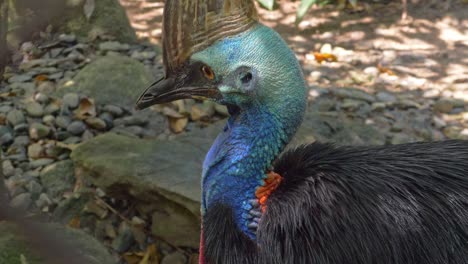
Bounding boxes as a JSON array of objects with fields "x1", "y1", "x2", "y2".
[{"x1": 202, "y1": 101, "x2": 302, "y2": 239}]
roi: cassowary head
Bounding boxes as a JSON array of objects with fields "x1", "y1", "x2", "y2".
[{"x1": 135, "y1": 0, "x2": 307, "y2": 116}]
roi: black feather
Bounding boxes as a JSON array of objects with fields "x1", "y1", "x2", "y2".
[{"x1": 204, "y1": 140, "x2": 468, "y2": 264}]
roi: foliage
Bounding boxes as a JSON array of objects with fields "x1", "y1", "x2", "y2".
[{"x1": 256, "y1": 0, "x2": 359, "y2": 24}]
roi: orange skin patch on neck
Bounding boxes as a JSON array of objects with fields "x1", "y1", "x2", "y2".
[{"x1": 255, "y1": 172, "x2": 283, "y2": 212}]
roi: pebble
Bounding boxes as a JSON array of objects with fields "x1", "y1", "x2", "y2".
[
  {"x1": 44, "y1": 103, "x2": 61, "y2": 115},
  {"x1": 37, "y1": 81, "x2": 56, "y2": 94},
  {"x1": 26, "y1": 102, "x2": 45, "y2": 117},
  {"x1": 58, "y1": 34, "x2": 77, "y2": 43},
  {"x1": 42, "y1": 115, "x2": 55, "y2": 126},
  {"x1": 115, "y1": 115, "x2": 147, "y2": 127},
  {"x1": 6, "y1": 109, "x2": 26, "y2": 126},
  {"x1": 26, "y1": 180, "x2": 43, "y2": 199},
  {"x1": 161, "y1": 252, "x2": 187, "y2": 264},
  {"x1": 28, "y1": 143, "x2": 44, "y2": 159},
  {"x1": 99, "y1": 41, "x2": 130, "y2": 51},
  {"x1": 375, "y1": 92, "x2": 397, "y2": 103},
  {"x1": 14, "y1": 123, "x2": 29, "y2": 134},
  {"x1": 332, "y1": 88, "x2": 376, "y2": 103},
  {"x1": 67, "y1": 121, "x2": 87, "y2": 135},
  {"x1": 0, "y1": 105, "x2": 12, "y2": 113},
  {"x1": 2, "y1": 160, "x2": 15, "y2": 177},
  {"x1": 0, "y1": 125, "x2": 14, "y2": 145},
  {"x1": 29, "y1": 123, "x2": 51, "y2": 140},
  {"x1": 8, "y1": 74, "x2": 33, "y2": 83},
  {"x1": 131, "y1": 51, "x2": 157, "y2": 61},
  {"x1": 13, "y1": 136, "x2": 30, "y2": 146},
  {"x1": 63, "y1": 93, "x2": 80, "y2": 109},
  {"x1": 85, "y1": 117, "x2": 107, "y2": 130},
  {"x1": 29, "y1": 158, "x2": 54, "y2": 169},
  {"x1": 36, "y1": 193, "x2": 52, "y2": 208},
  {"x1": 112, "y1": 223, "x2": 135, "y2": 253},
  {"x1": 56, "y1": 115, "x2": 72, "y2": 129},
  {"x1": 99, "y1": 112, "x2": 114, "y2": 128},
  {"x1": 102, "y1": 105, "x2": 124, "y2": 117},
  {"x1": 9, "y1": 193, "x2": 32, "y2": 210},
  {"x1": 34, "y1": 92, "x2": 49, "y2": 103}
]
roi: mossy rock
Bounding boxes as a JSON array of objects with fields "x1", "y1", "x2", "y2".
[
  {"x1": 7, "y1": 0, "x2": 136, "y2": 47},
  {"x1": 56, "y1": 54, "x2": 153, "y2": 106},
  {"x1": 61, "y1": 0, "x2": 137, "y2": 43},
  {"x1": 0, "y1": 221, "x2": 116, "y2": 264}
]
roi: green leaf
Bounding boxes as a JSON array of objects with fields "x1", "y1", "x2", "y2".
[
  {"x1": 296, "y1": 0, "x2": 318, "y2": 25},
  {"x1": 257, "y1": 0, "x2": 275, "y2": 10}
]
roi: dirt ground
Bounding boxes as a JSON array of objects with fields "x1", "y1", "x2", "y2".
[{"x1": 119, "y1": 0, "x2": 467, "y2": 98}]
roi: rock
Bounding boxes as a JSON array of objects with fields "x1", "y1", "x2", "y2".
[
  {"x1": 63, "y1": 93, "x2": 80, "y2": 109},
  {"x1": 56, "y1": 116, "x2": 72, "y2": 129},
  {"x1": 85, "y1": 117, "x2": 107, "y2": 130},
  {"x1": 34, "y1": 93, "x2": 49, "y2": 104},
  {"x1": 13, "y1": 123, "x2": 29, "y2": 134},
  {"x1": 161, "y1": 252, "x2": 187, "y2": 264},
  {"x1": 99, "y1": 41, "x2": 130, "y2": 51},
  {"x1": 40, "y1": 160, "x2": 75, "y2": 199},
  {"x1": 102, "y1": 105, "x2": 124, "y2": 117},
  {"x1": 59, "y1": 33, "x2": 77, "y2": 43},
  {"x1": 26, "y1": 180, "x2": 43, "y2": 200},
  {"x1": 2, "y1": 160, "x2": 15, "y2": 177},
  {"x1": 57, "y1": 55, "x2": 152, "y2": 106},
  {"x1": 29, "y1": 159, "x2": 55, "y2": 169},
  {"x1": 331, "y1": 88, "x2": 376, "y2": 103},
  {"x1": 0, "y1": 222, "x2": 116, "y2": 264},
  {"x1": 25, "y1": 102, "x2": 45, "y2": 117},
  {"x1": 44, "y1": 103, "x2": 61, "y2": 115},
  {"x1": 8, "y1": 74, "x2": 32, "y2": 83},
  {"x1": 114, "y1": 115, "x2": 147, "y2": 127},
  {"x1": 6, "y1": 110, "x2": 26, "y2": 126},
  {"x1": 42, "y1": 115, "x2": 56, "y2": 126},
  {"x1": 434, "y1": 98, "x2": 465, "y2": 113},
  {"x1": 214, "y1": 104, "x2": 229, "y2": 116},
  {"x1": 9, "y1": 193, "x2": 32, "y2": 210},
  {"x1": 375, "y1": 92, "x2": 397, "y2": 103},
  {"x1": 111, "y1": 223, "x2": 135, "y2": 253},
  {"x1": 35, "y1": 193, "x2": 52, "y2": 208},
  {"x1": 131, "y1": 50, "x2": 157, "y2": 61},
  {"x1": 0, "y1": 126, "x2": 14, "y2": 146},
  {"x1": 13, "y1": 136, "x2": 30, "y2": 147},
  {"x1": 29, "y1": 123, "x2": 51, "y2": 140},
  {"x1": 9, "y1": 83, "x2": 36, "y2": 97},
  {"x1": 67, "y1": 121, "x2": 87, "y2": 135},
  {"x1": 37, "y1": 81, "x2": 56, "y2": 94},
  {"x1": 341, "y1": 99, "x2": 367, "y2": 111},
  {"x1": 363, "y1": 66, "x2": 379, "y2": 77},
  {"x1": 28, "y1": 143, "x2": 44, "y2": 159}
]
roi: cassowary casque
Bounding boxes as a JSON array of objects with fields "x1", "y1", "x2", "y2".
[{"x1": 136, "y1": 1, "x2": 468, "y2": 263}]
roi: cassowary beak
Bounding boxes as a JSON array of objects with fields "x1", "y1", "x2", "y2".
[{"x1": 135, "y1": 77, "x2": 221, "y2": 110}]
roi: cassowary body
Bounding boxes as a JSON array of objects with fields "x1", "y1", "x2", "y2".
[{"x1": 136, "y1": 1, "x2": 468, "y2": 263}]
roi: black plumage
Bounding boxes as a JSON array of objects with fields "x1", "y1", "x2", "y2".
[{"x1": 204, "y1": 140, "x2": 468, "y2": 264}]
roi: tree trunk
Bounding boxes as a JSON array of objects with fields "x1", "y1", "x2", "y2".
[{"x1": 0, "y1": 0, "x2": 8, "y2": 81}]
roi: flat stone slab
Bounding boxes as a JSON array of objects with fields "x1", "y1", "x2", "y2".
[
  {"x1": 0, "y1": 221, "x2": 115, "y2": 264},
  {"x1": 56, "y1": 54, "x2": 153, "y2": 107}
]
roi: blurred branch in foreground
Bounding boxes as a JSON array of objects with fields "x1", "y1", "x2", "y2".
[{"x1": 0, "y1": 0, "x2": 8, "y2": 81}]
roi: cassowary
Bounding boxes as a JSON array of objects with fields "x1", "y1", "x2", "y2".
[{"x1": 135, "y1": 1, "x2": 468, "y2": 263}]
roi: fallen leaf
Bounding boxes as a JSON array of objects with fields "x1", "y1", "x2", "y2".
[
  {"x1": 34, "y1": 75, "x2": 49, "y2": 83},
  {"x1": 377, "y1": 64, "x2": 395, "y2": 75},
  {"x1": 139, "y1": 244, "x2": 159, "y2": 264},
  {"x1": 68, "y1": 216, "x2": 81, "y2": 229},
  {"x1": 169, "y1": 117, "x2": 188, "y2": 133},
  {"x1": 0, "y1": 92, "x2": 16, "y2": 98},
  {"x1": 83, "y1": 0, "x2": 95, "y2": 20},
  {"x1": 313, "y1": 52, "x2": 338, "y2": 63},
  {"x1": 123, "y1": 252, "x2": 145, "y2": 264},
  {"x1": 75, "y1": 97, "x2": 97, "y2": 119}
]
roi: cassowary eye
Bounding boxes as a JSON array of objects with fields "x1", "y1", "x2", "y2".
[
  {"x1": 240, "y1": 72, "x2": 253, "y2": 84},
  {"x1": 201, "y1": 65, "x2": 215, "y2": 80}
]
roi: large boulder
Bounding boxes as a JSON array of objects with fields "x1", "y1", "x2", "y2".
[
  {"x1": 70, "y1": 108, "x2": 385, "y2": 247},
  {"x1": 0, "y1": 221, "x2": 116, "y2": 264},
  {"x1": 57, "y1": 54, "x2": 153, "y2": 106},
  {"x1": 8, "y1": 0, "x2": 136, "y2": 47}
]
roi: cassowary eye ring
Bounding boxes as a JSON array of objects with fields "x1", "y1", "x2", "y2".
[
  {"x1": 202, "y1": 65, "x2": 215, "y2": 80},
  {"x1": 241, "y1": 72, "x2": 253, "y2": 84}
]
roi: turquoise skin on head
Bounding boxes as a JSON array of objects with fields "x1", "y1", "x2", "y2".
[{"x1": 191, "y1": 23, "x2": 307, "y2": 240}]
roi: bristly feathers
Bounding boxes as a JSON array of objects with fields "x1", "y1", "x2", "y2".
[{"x1": 204, "y1": 141, "x2": 468, "y2": 264}]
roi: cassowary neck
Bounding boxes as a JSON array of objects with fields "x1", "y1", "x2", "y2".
[{"x1": 202, "y1": 99, "x2": 304, "y2": 239}]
